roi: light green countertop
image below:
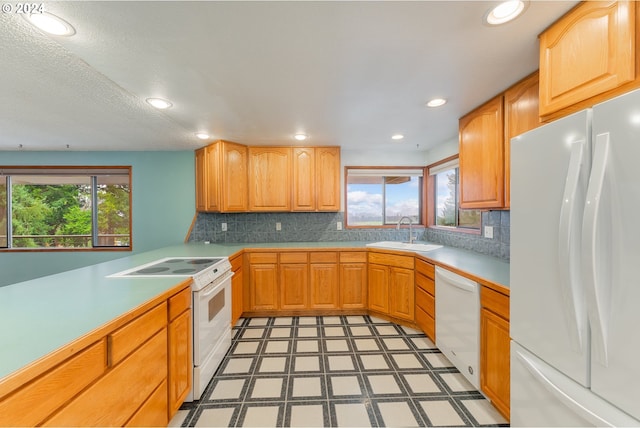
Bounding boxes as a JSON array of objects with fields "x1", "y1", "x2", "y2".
[{"x1": 0, "y1": 241, "x2": 508, "y2": 382}]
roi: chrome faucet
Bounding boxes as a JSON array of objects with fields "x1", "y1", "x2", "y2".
[{"x1": 396, "y1": 216, "x2": 415, "y2": 244}]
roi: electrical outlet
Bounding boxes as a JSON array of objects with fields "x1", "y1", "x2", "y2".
[
  {"x1": 276, "y1": 222, "x2": 282, "y2": 231},
  {"x1": 221, "y1": 222, "x2": 227, "y2": 232},
  {"x1": 484, "y1": 226, "x2": 494, "y2": 239},
  {"x1": 336, "y1": 221, "x2": 342, "y2": 230}
]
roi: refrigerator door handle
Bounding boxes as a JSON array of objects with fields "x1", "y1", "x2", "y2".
[
  {"x1": 514, "y1": 346, "x2": 617, "y2": 427},
  {"x1": 557, "y1": 139, "x2": 586, "y2": 353},
  {"x1": 582, "y1": 132, "x2": 611, "y2": 366}
]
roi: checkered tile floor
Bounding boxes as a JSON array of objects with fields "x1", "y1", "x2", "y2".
[{"x1": 170, "y1": 316, "x2": 508, "y2": 427}]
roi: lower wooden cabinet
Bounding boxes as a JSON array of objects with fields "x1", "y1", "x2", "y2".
[
  {"x1": 230, "y1": 253, "x2": 244, "y2": 325},
  {"x1": 367, "y1": 263, "x2": 390, "y2": 314},
  {"x1": 480, "y1": 286, "x2": 510, "y2": 421},
  {"x1": 415, "y1": 258, "x2": 436, "y2": 341},
  {"x1": 339, "y1": 252, "x2": 367, "y2": 309},
  {"x1": 309, "y1": 252, "x2": 339, "y2": 309},
  {"x1": 367, "y1": 251, "x2": 415, "y2": 322},
  {"x1": 168, "y1": 287, "x2": 192, "y2": 420},
  {"x1": 389, "y1": 267, "x2": 414, "y2": 320},
  {"x1": 248, "y1": 253, "x2": 279, "y2": 310},
  {"x1": 246, "y1": 250, "x2": 368, "y2": 313},
  {"x1": 280, "y1": 253, "x2": 309, "y2": 310},
  {"x1": 0, "y1": 283, "x2": 193, "y2": 427}
]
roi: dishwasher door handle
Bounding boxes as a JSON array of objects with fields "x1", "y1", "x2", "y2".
[{"x1": 436, "y1": 268, "x2": 477, "y2": 293}]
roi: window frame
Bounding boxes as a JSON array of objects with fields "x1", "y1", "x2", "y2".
[
  {"x1": 426, "y1": 155, "x2": 481, "y2": 234},
  {"x1": 0, "y1": 165, "x2": 133, "y2": 252},
  {"x1": 344, "y1": 165, "x2": 426, "y2": 229}
]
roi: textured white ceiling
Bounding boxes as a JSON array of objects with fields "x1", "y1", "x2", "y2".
[{"x1": 0, "y1": 1, "x2": 577, "y2": 152}]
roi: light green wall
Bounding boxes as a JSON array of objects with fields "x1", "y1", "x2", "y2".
[{"x1": 0, "y1": 151, "x2": 195, "y2": 286}]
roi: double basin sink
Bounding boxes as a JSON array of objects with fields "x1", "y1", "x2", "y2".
[{"x1": 366, "y1": 241, "x2": 442, "y2": 252}]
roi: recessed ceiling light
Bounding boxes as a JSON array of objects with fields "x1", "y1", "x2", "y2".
[
  {"x1": 25, "y1": 12, "x2": 76, "y2": 36},
  {"x1": 391, "y1": 134, "x2": 404, "y2": 141},
  {"x1": 426, "y1": 98, "x2": 447, "y2": 108},
  {"x1": 195, "y1": 132, "x2": 210, "y2": 140},
  {"x1": 294, "y1": 133, "x2": 308, "y2": 141},
  {"x1": 146, "y1": 98, "x2": 173, "y2": 110},
  {"x1": 485, "y1": 0, "x2": 526, "y2": 25}
]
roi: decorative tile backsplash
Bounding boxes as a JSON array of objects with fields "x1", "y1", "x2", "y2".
[
  {"x1": 188, "y1": 211, "x2": 510, "y2": 260},
  {"x1": 424, "y1": 211, "x2": 510, "y2": 260}
]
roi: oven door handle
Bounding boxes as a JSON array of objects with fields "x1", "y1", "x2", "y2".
[{"x1": 200, "y1": 271, "x2": 234, "y2": 297}]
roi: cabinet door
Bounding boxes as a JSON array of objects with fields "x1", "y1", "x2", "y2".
[
  {"x1": 389, "y1": 267, "x2": 415, "y2": 321},
  {"x1": 292, "y1": 147, "x2": 315, "y2": 211},
  {"x1": 280, "y1": 263, "x2": 309, "y2": 309},
  {"x1": 168, "y1": 310, "x2": 192, "y2": 419},
  {"x1": 504, "y1": 72, "x2": 540, "y2": 208},
  {"x1": 221, "y1": 142, "x2": 248, "y2": 212},
  {"x1": 231, "y1": 267, "x2": 244, "y2": 325},
  {"x1": 195, "y1": 148, "x2": 207, "y2": 212},
  {"x1": 248, "y1": 147, "x2": 291, "y2": 211},
  {"x1": 367, "y1": 264, "x2": 389, "y2": 314},
  {"x1": 480, "y1": 308, "x2": 510, "y2": 420},
  {"x1": 539, "y1": 1, "x2": 636, "y2": 118},
  {"x1": 316, "y1": 147, "x2": 341, "y2": 211},
  {"x1": 204, "y1": 143, "x2": 221, "y2": 212},
  {"x1": 340, "y1": 263, "x2": 367, "y2": 309},
  {"x1": 249, "y1": 263, "x2": 279, "y2": 310},
  {"x1": 459, "y1": 95, "x2": 505, "y2": 209},
  {"x1": 309, "y1": 263, "x2": 339, "y2": 309}
]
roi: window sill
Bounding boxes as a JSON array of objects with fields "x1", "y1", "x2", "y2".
[
  {"x1": 428, "y1": 225, "x2": 481, "y2": 236},
  {"x1": 0, "y1": 247, "x2": 132, "y2": 253},
  {"x1": 346, "y1": 224, "x2": 426, "y2": 230}
]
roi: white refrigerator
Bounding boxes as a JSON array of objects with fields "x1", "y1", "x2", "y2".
[{"x1": 510, "y1": 88, "x2": 640, "y2": 426}]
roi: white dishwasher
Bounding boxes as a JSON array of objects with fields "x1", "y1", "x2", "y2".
[{"x1": 435, "y1": 266, "x2": 480, "y2": 389}]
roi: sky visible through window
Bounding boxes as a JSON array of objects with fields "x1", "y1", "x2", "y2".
[{"x1": 347, "y1": 176, "x2": 420, "y2": 225}]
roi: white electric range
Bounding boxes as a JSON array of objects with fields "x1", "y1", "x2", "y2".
[{"x1": 109, "y1": 256, "x2": 233, "y2": 401}]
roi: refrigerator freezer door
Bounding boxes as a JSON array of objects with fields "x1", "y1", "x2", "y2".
[
  {"x1": 511, "y1": 341, "x2": 639, "y2": 427},
  {"x1": 510, "y1": 110, "x2": 590, "y2": 387},
  {"x1": 589, "y1": 89, "x2": 640, "y2": 420}
]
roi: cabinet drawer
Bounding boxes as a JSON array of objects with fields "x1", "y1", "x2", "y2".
[
  {"x1": 415, "y1": 272, "x2": 435, "y2": 296},
  {"x1": 109, "y1": 303, "x2": 167, "y2": 366},
  {"x1": 45, "y1": 329, "x2": 167, "y2": 427},
  {"x1": 280, "y1": 252, "x2": 308, "y2": 263},
  {"x1": 415, "y1": 306, "x2": 435, "y2": 342},
  {"x1": 339, "y1": 251, "x2": 367, "y2": 263},
  {"x1": 481, "y1": 286, "x2": 509, "y2": 321},
  {"x1": 230, "y1": 254, "x2": 243, "y2": 272},
  {"x1": 415, "y1": 258, "x2": 435, "y2": 280},
  {"x1": 416, "y1": 287, "x2": 435, "y2": 317},
  {"x1": 368, "y1": 252, "x2": 414, "y2": 269},
  {"x1": 168, "y1": 286, "x2": 191, "y2": 321},
  {"x1": 310, "y1": 251, "x2": 337, "y2": 263},
  {"x1": 248, "y1": 252, "x2": 278, "y2": 264},
  {"x1": 0, "y1": 340, "x2": 107, "y2": 427}
]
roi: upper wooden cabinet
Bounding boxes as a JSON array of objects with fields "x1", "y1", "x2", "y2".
[
  {"x1": 539, "y1": 1, "x2": 639, "y2": 120},
  {"x1": 504, "y1": 72, "x2": 541, "y2": 208},
  {"x1": 248, "y1": 147, "x2": 292, "y2": 211},
  {"x1": 292, "y1": 147, "x2": 341, "y2": 212},
  {"x1": 459, "y1": 95, "x2": 505, "y2": 209},
  {"x1": 195, "y1": 140, "x2": 248, "y2": 212}
]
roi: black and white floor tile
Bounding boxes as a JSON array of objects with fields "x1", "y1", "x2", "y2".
[{"x1": 170, "y1": 316, "x2": 508, "y2": 427}]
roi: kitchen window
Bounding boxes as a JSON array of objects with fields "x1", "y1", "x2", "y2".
[
  {"x1": 345, "y1": 167, "x2": 424, "y2": 227},
  {"x1": 0, "y1": 166, "x2": 131, "y2": 250},
  {"x1": 428, "y1": 157, "x2": 481, "y2": 230}
]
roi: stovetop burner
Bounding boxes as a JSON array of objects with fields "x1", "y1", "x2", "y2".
[{"x1": 109, "y1": 257, "x2": 230, "y2": 285}]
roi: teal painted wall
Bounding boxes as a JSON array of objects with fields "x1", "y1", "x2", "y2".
[{"x1": 0, "y1": 151, "x2": 195, "y2": 286}]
